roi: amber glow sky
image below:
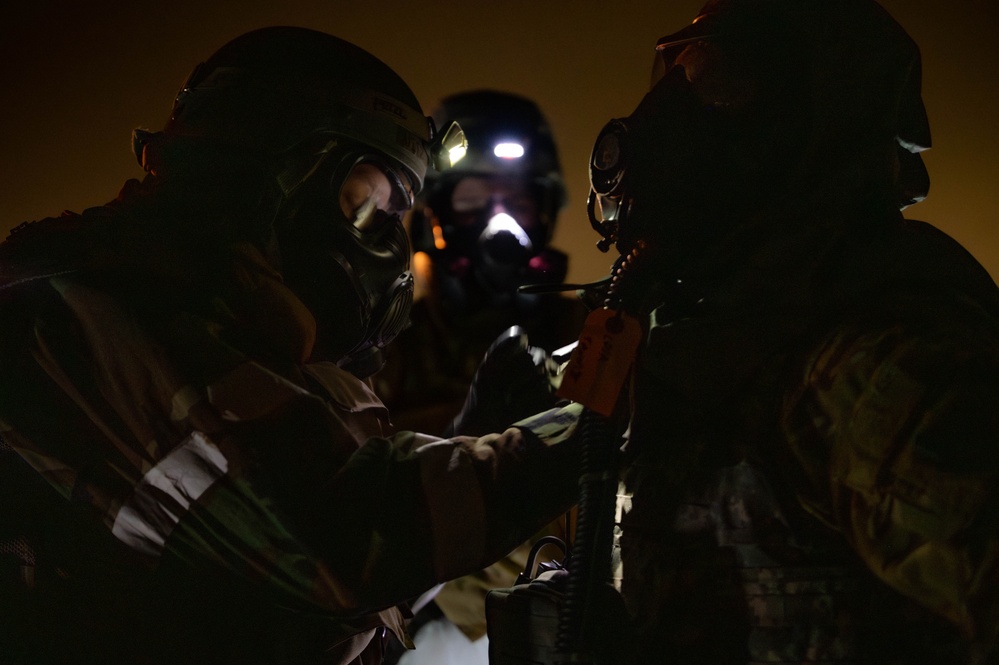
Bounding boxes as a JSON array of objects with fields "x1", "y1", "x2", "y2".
[{"x1": 2, "y1": 0, "x2": 997, "y2": 284}]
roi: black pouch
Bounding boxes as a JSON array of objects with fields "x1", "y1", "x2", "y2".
[
  {"x1": 486, "y1": 568, "x2": 567, "y2": 665},
  {"x1": 485, "y1": 536, "x2": 568, "y2": 665}
]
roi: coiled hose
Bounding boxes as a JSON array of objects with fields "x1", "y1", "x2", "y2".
[
  {"x1": 554, "y1": 249, "x2": 639, "y2": 663},
  {"x1": 554, "y1": 408, "x2": 620, "y2": 662}
]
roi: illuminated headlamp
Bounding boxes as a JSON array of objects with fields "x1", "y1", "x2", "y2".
[
  {"x1": 493, "y1": 141, "x2": 525, "y2": 159},
  {"x1": 587, "y1": 119, "x2": 630, "y2": 252},
  {"x1": 312, "y1": 92, "x2": 464, "y2": 194},
  {"x1": 318, "y1": 89, "x2": 436, "y2": 192},
  {"x1": 431, "y1": 120, "x2": 468, "y2": 170}
]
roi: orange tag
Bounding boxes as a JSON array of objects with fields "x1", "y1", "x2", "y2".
[{"x1": 556, "y1": 309, "x2": 642, "y2": 416}]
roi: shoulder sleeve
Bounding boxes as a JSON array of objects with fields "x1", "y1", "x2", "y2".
[
  {"x1": 125, "y1": 358, "x2": 580, "y2": 616},
  {"x1": 0, "y1": 277, "x2": 580, "y2": 619},
  {"x1": 166, "y1": 399, "x2": 581, "y2": 615},
  {"x1": 782, "y1": 291, "x2": 999, "y2": 643}
]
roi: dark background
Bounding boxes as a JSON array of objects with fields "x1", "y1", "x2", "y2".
[{"x1": 2, "y1": 0, "x2": 996, "y2": 285}]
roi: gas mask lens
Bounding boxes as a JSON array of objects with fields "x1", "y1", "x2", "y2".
[
  {"x1": 652, "y1": 20, "x2": 717, "y2": 87},
  {"x1": 449, "y1": 176, "x2": 541, "y2": 234},
  {"x1": 451, "y1": 177, "x2": 493, "y2": 215},
  {"x1": 651, "y1": 42, "x2": 690, "y2": 88},
  {"x1": 339, "y1": 160, "x2": 414, "y2": 233}
]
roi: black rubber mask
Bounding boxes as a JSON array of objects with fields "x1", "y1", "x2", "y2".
[
  {"x1": 430, "y1": 182, "x2": 568, "y2": 312},
  {"x1": 590, "y1": 63, "x2": 745, "y2": 259},
  {"x1": 277, "y1": 150, "x2": 414, "y2": 364}
]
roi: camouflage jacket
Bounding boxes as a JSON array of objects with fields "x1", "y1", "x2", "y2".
[
  {"x1": 0, "y1": 206, "x2": 581, "y2": 664},
  {"x1": 373, "y1": 276, "x2": 586, "y2": 643},
  {"x1": 619, "y1": 214, "x2": 999, "y2": 664}
]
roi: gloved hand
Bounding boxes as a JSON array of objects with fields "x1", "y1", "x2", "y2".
[{"x1": 444, "y1": 326, "x2": 563, "y2": 438}]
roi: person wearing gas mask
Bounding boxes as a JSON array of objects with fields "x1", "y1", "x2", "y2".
[
  {"x1": 0, "y1": 28, "x2": 582, "y2": 665},
  {"x1": 375, "y1": 90, "x2": 587, "y2": 435},
  {"x1": 569, "y1": 0, "x2": 999, "y2": 662},
  {"x1": 374, "y1": 89, "x2": 587, "y2": 665}
]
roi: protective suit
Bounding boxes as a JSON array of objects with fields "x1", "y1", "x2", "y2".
[
  {"x1": 580, "y1": 1, "x2": 999, "y2": 662},
  {"x1": 0, "y1": 28, "x2": 580, "y2": 664},
  {"x1": 375, "y1": 90, "x2": 585, "y2": 662},
  {"x1": 376, "y1": 90, "x2": 586, "y2": 435}
]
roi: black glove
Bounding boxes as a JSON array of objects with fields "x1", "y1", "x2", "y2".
[{"x1": 444, "y1": 326, "x2": 562, "y2": 438}]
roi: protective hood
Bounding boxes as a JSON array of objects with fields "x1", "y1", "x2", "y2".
[
  {"x1": 586, "y1": 0, "x2": 934, "y2": 296},
  {"x1": 0, "y1": 179, "x2": 319, "y2": 366},
  {"x1": 657, "y1": 0, "x2": 931, "y2": 207}
]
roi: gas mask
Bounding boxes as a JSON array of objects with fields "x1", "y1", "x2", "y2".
[
  {"x1": 589, "y1": 0, "x2": 931, "y2": 271},
  {"x1": 427, "y1": 174, "x2": 568, "y2": 311},
  {"x1": 588, "y1": 36, "x2": 773, "y2": 270},
  {"x1": 275, "y1": 141, "x2": 417, "y2": 368}
]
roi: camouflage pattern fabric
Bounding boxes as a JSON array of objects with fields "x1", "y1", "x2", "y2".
[
  {"x1": 0, "y1": 213, "x2": 581, "y2": 664},
  {"x1": 781, "y1": 286, "x2": 999, "y2": 651},
  {"x1": 374, "y1": 277, "x2": 585, "y2": 645},
  {"x1": 619, "y1": 216, "x2": 999, "y2": 664}
]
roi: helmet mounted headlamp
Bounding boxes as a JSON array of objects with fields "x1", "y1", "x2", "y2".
[{"x1": 166, "y1": 64, "x2": 466, "y2": 199}]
